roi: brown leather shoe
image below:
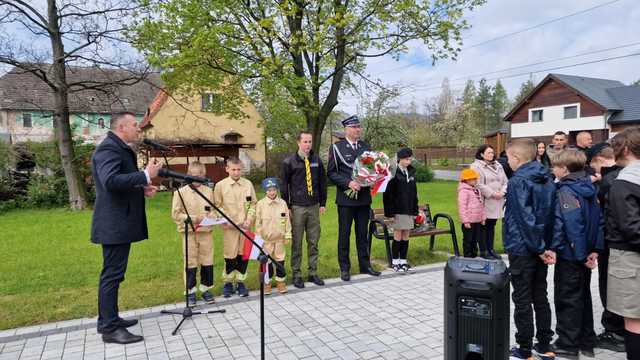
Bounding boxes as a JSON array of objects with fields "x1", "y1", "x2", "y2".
[
  {"x1": 264, "y1": 283, "x2": 272, "y2": 295},
  {"x1": 276, "y1": 282, "x2": 288, "y2": 294}
]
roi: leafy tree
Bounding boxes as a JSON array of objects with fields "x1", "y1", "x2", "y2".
[
  {"x1": 361, "y1": 87, "x2": 408, "y2": 152},
  {"x1": 256, "y1": 82, "x2": 306, "y2": 154},
  {"x1": 489, "y1": 79, "x2": 509, "y2": 132},
  {"x1": 514, "y1": 75, "x2": 536, "y2": 103},
  {"x1": 633, "y1": 79, "x2": 640, "y2": 86},
  {"x1": 0, "y1": 1, "x2": 149, "y2": 209},
  {"x1": 474, "y1": 78, "x2": 492, "y2": 134},
  {"x1": 430, "y1": 79, "x2": 480, "y2": 147},
  {"x1": 425, "y1": 78, "x2": 456, "y2": 124},
  {"x1": 133, "y1": 0, "x2": 485, "y2": 154}
]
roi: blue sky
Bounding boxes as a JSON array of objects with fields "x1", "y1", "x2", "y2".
[{"x1": 338, "y1": 0, "x2": 640, "y2": 114}]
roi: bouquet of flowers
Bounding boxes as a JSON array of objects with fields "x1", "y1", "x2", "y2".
[{"x1": 345, "y1": 151, "x2": 396, "y2": 199}]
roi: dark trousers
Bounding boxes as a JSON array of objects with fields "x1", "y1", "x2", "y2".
[
  {"x1": 461, "y1": 223, "x2": 485, "y2": 257},
  {"x1": 598, "y1": 247, "x2": 626, "y2": 335},
  {"x1": 554, "y1": 258, "x2": 597, "y2": 350},
  {"x1": 509, "y1": 254, "x2": 554, "y2": 350},
  {"x1": 268, "y1": 260, "x2": 287, "y2": 279},
  {"x1": 337, "y1": 205, "x2": 371, "y2": 272},
  {"x1": 97, "y1": 243, "x2": 131, "y2": 334},
  {"x1": 186, "y1": 265, "x2": 214, "y2": 290},
  {"x1": 483, "y1": 218, "x2": 497, "y2": 253}
]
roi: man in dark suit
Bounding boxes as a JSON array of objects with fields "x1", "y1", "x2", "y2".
[
  {"x1": 327, "y1": 115, "x2": 381, "y2": 281},
  {"x1": 91, "y1": 111, "x2": 161, "y2": 344}
]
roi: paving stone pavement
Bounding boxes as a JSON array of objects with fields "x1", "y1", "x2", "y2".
[{"x1": 0, "y1": 261, "x2": 627, "y2": 359}]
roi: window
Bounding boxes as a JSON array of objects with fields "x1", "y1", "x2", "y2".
[
  {"x1": 531, "y1": 110, "x2": 543, "y2": 122},
  {"x1": 564, "y1": 105, "x2": 578, "y2": 119},
  {"x1": 201, "y1": 92, "x2": 222, "y2": 112},
  {"x1": 98, "y1": 118, "x2": 105, "y2": 128},
  {"x1": 22, "y1": 113, "x2": 32, "y2": 128}
]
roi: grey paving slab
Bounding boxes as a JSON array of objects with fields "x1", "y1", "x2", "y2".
[{"x1": 0, "y1": 262, "x2": 626, "y2": 359}]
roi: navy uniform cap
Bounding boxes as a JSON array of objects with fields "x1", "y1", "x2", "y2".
[
  {"x1": 341, "y1": 115, "x2": 361, "y2": 127},
  {"x1": 397, "y1": 147, "x2": 413, "y2": 159},
  {"x1": 261, "y1": 177, "x2": 280, "y2": 191}
]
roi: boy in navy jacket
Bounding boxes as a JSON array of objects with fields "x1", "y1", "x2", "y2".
[
  {"x1": 550, "y1": 149, "x2": 604, "y2": 358},
  {"x1": 503, "y1": 139, "x2": 557, "y2": 360}
]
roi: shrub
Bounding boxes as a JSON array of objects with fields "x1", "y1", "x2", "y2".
[
  {"x1": 413, "y1": 161, "x2": 434, "y2": 183},
  {"x1": 244, "y1": 165, "x2": 267, "y2": 186},
  {"x1": 0, "y1": 199, "x2": 22, "y2": 213},
  {"x1": 24, "y1": 174, "x2": 68, "y2": 208},
  {"x1": 436, "y1": 158, "x2": 450, "y2": 167},
  {"x1": 14, "y1": 140, "x2": 96, "y2": 209}
]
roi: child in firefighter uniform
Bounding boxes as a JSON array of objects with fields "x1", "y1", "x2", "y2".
[
  {"x1": 213, "y1": 158, "x2": 257, "y2": 297},
  {"x1": 255, "y1": 177, "x2": 292, "y2": 294},
  {"x1": 170, "y1": 161, "x2": 216, "y2": 306}
]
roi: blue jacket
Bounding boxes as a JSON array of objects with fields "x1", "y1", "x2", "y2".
[
  {"x1": 551, "y1": 172, "x2": 604, "y2": 262},
  {"x1": 503, "y1": 161, "x2": 556, "y2": 256}
]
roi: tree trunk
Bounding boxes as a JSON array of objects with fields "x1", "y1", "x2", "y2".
[
  {"x1": 308, "y1": 113, "x2": 327, "y2": 155},
  {"x1": 53, "y1": 90, "x2": 88, "y2": 210},
  {"x1": 48, "y1": 0, "x2": 88, "y2": 210}
]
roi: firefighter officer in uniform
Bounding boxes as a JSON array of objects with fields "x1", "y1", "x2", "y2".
[{"x1": 327, "y1": 115, "x2": 381, "y2": 281}]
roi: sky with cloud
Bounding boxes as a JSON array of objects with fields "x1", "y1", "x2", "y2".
[
  {"x1": 1, "y1": 0, "x2": 638, "y2": 118},
  {"x1": 337, "y1": 0, "x2": 640, "y2": 115}
]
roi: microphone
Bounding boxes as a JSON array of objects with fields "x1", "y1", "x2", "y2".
[
  {"x1": 143, "y1": 138, "x2": 173, "y2": 152},
  {"x1": 158, "y1": 168, "x2": 211, "y2": 184}
]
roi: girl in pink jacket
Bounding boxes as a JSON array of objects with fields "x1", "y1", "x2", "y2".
[{"x1": 457, "y1": 168, "x2": 487, "y2": 258}]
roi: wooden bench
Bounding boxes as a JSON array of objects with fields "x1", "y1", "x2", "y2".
[{"x1": 368, "y1": 204, "x2": 458, "y2": 267}]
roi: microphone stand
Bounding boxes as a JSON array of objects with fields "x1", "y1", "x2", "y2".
[
  {"x1": 178, "y1": 178, "x2": 282, "y2": 360},
  {"x1": 152, "y1": 150, "x2": 226, "y2": 335}
]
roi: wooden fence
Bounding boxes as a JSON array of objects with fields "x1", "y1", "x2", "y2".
[{"x1": 413, "y1": 146, "x2": 480, "y2": 167}]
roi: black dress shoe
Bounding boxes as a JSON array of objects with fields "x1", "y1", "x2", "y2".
[
  {"x1": 551, "y1": 343, "x2": 578, "y2": 359},
  {"x1": 293, "y1": 277, "x2": 305, "y2": 289},
  {"x1": 97, "y1": 318, "x2": 139, "y2": 334},
  {"x1": 102, "y1": 327, "x2": 144, "y2": 344},
  {"x1": 340, "y1": 271, "x2": 350, "y2": 281},
  {"x1": 116, "y1": 318, "x2": 138, "y2": 328},
  {"x1": 580, "y1": 348, "x2": 595, "y2": 357},
  {"x1": 308, "y1": 275, "x2": 325, "y2": 286},
  {"x1": 361, "y1": 267, "x2": 381, "y2": 276}
]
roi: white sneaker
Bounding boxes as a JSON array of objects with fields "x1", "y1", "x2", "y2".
[{"x1": 401, "y1": 264, "x2": 414, "y2": 273}]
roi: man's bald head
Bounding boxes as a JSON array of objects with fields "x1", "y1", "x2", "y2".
[{"x1": 576, "y1": 131, "x2": 593, "y2": 149}]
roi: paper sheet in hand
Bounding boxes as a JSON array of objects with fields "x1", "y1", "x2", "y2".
[{"x1": 200, "y1": 217, "x2": 228, "y2": 226}]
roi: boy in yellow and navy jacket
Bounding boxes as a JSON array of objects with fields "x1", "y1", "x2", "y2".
[
  {"x1": 171, "y1": 162, "x2": 216, "y2": 306},
  {"x1": 213, "y1": 158, "x2": 257, "y2": 297},
  {"x1": 255, "y1": 177, "x2": 292, "y2": 294}
]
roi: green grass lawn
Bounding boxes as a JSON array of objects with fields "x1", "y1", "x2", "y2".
[{"x1": 0, "y1": 180, "x2": 503, "y2": 330}]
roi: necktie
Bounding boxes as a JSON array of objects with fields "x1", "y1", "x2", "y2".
[{"x1": 304, "y1": 157, "x2": 313, "y2": 196}]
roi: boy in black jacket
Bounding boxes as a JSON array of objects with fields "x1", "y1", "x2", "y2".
[
  {"x1": 590, "y1": 144, "x2": 627, "y2": 352},
  {"x1": 503, "y1": 139, "x2": 557, "y2": 360},
  {"x1": 383, "y1": 148, "x2": 418, "y2": 272},
  {"x1": 549, "y1": 149, "x2": 603, "y2": 358}
]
